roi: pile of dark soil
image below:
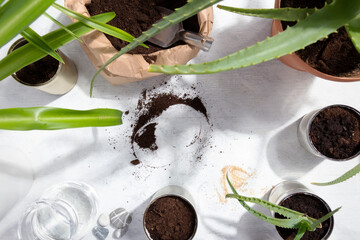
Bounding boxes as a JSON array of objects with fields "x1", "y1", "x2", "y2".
[
  {"x1": 86, "y1": 0, "x2": 199, "y2": 55},
  {"x1": 144, "y1": 196, "x2": 196, "y2": 240},
  {"x1": 309, "y1": 106, "x2": 360, "y2": 159},
  {"x1": 131, "y1": 89, "x2": 208, "y2": 161},
  {"x1": 275, "y1": 193, "x2": 332, "y2": 240},
  {"x1": 14, "y1": 40, "x2": 58, "y2": 85},
  {"x1": 281, "y1": 0, "x2": 360, "y2": 76}
]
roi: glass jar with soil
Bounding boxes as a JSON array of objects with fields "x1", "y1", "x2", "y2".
[
  {"x1": 298, "y1": 104, "x2": 360, "y2": 161},
  {"x1": 268, "y1": 181, "x2": 334, "y2": 240},
  {"x1": 271, "y1": 0, "x2": 360, "y2": 82},
  {"x1": 64, "y1": 0, "x2": 214, "y2": 84},
  {"x1": 8, "y1": 38, "x2": 78, "y2": 95},
  {"x1": 143, "y1": 186, "x2": 197, "y2": 240}
]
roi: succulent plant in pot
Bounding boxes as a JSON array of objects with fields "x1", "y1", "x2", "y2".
[
  {"x1": 141, "y1": 0, "x2": 360, "y2": 82},
  {"x1": 226, "y1": 175, "x2": 340, "y2": 240}
]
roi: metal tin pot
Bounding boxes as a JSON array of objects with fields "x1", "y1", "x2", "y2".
[
  {"x1": 268, "y1": 181, "x2": 334, "y2": 240},
  {"x1": 143, "y1": 185, "x2": 198, "y2": 240},
  {"x1": 8, "y1": 38, "x2": 78, "y2": 95},
  {"x1": 298, "y1": 104, "x2": 360, "y2": 161}
]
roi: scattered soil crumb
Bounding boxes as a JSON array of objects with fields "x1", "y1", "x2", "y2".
[{"x1": 131, "y1": 159, "x2": 141, "y2": 165}]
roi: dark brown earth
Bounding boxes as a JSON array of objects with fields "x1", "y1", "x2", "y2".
[
  {"x1": 131, "y1": 91, "x2": 208, "y2": 155},
  {"x1": 309, "y1": 106, "x2": 360, "y2": 159},
  {"x1": 281, "y1": 0, "x2": 360, "y2": 76},
  {"x1": 144, "y1": 196, "x2": 196, "y2": 240},
  {"x1": 86, "y1": 0, "x2": 199, "y2": 55},
  {"x1": 14, "y1": 40, "x2": 58, "y2": 85},
  {"x1": 275, "y1": 193, "x2": 332, "y2": 240}
]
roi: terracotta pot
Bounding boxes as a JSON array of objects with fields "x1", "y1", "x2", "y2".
[
  {"x1": 271, "y1": 0, "x2": 360, "y2": 82},
  {"x1": 64, "y1": 0, "x2": 214, "y2": 85}
]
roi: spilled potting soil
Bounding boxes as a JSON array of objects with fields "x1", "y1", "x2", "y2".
[{"x1": 128, "y1": 79, "x2": 211, "y2": 167}]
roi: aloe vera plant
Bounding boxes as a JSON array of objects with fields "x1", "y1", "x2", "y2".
[
  {"x1": 226, "y1": 175, "x2": 340, "y2": 240},
  {"x1": 0, "y1": 0, "x2": 139, "y2": 82},
  {"x1": 146, "y1": 0, "x2": 360, "y2": 75},
  {"x1": 312, "y1": 163, "x2": 360, "y2": 186},
  {"x1": 0, "y1": 107, "x2": 122, "y2": 130}
]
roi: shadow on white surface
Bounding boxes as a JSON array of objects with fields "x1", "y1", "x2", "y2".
[{"x1": 267, "y1": 119, "x2": 324, "y2": 179}]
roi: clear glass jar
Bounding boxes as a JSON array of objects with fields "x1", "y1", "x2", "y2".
[{"x1": 18, "y1": 182, "x2": 98, "y2": 240}]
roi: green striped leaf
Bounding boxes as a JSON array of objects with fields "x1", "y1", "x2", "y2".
[
  {"x1": 21, "y1": 27, "x2": 64, "y2": 63},
  {"x1": 44, "y1": 12, "x2": 82, "y2": 42}
]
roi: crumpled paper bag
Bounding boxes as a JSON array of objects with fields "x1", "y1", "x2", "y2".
[{"x1": 64, "y1": 0, "x2": 214, "y2": 85}]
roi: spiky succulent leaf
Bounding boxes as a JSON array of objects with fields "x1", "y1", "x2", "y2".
[
  {"x1": 0, "y1": 0, "x2": 55, "y2": 48},
  {"x1": 217, "y1": 5, "x2": 314, "y2": 21},
  {"x1": 0, "y1": 107, "x2": 122, "y2": 130},
  {"x1": 312, "y1": 163, "x2": 360, "y2": 186},
  {"x1": 294, "y1": 224, "x2": 307, "y2": 240},
  {"x1": 149, "y1": 0, "x2": 360, "y2": 74},
  {"x1": 20, "y1": 27, "x2": 64, "y2": 63},
  {"x1": 346, "y1": 17, "x2": 360, "y2": 53},
  {"x1": 0, "y1": 13, "x2": 114, "y2": 81},
  {"x1": 90, "y1": 0, "x2": 222, "y2": 96},
  {"x1": 44, "y1": 12, "x2": 82, "y2": 42},
  {"x1": 308, "y1": 207, "x2": 341, "y2": 231}
]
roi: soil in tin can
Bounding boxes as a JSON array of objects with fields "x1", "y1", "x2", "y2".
[
  {"x1": 309, "y1": 106, "x2": 360, "y2": 159},
  {"x1": 275, "y1": 193, "x2": 332, "y2": 240},
  {"x1": 13, "y1": 40, "x2": 59, "y2": 85},
  {"x1": 144, "y1": 196, "x2": 196, "y2": 240},
  {"x1": 86, "y1": 0, "x2": 200, "y2": 55},
  {"x1": 281, "y1": 0, "x2": 360, "y2": 77}
]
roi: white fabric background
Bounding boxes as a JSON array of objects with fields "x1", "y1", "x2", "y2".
[{"x1": 0, "y1": 0, "x2": 359, "y2": 239}]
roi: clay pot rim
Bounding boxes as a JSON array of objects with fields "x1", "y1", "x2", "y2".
[
  {"x1": 306, "y1": 104, "x2": 360, "y2": 161},
  {"x1": 7, "y1": 38, "x2": 63, "y2": 87},
  {"x1": 143, "y1": 194, "x2": 198, "y2": 240},
  {"x1": 276, "y1": 192, "x2": 334, "y2": 240},
  {"x1": 272, "y1": 0, "x2": 360, "y2": 82}
]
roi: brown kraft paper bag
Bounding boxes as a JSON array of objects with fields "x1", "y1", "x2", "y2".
[{"x1": 64, "y1": 0, "x2": 214, "y2": 85}]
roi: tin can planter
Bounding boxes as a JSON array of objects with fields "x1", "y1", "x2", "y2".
[
  {"x1": 268, "y1": 181, "x2": 334, "y2": 240},
  {"x1": 8, "y1": 38, "x2": 78, "y2": 95},
  {"x1": 298, "y1": 104, "x2": 360, "y2": 161},
  {"x1": 143, "y1": 185, "x2": 197, "y2": 240},
  {"x1": 271, "y1": 0, "x2": 360, "y2": 82}
]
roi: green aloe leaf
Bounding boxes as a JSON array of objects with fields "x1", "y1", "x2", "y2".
[
  {"x1": 44, "y1": 12, "x2": 82, "y2": 42},
  {"x1": 0, "y1": 13, "x2": 115, "y2": 82},
  {"x1": 51, "y1": 3, "x2": 144, "y2": 47},
  {"x1": 308, "y1": 207, "x2": 341, "y2": 230},
  {"x1": 0, "y1": 107, "x2": 122, "y2": 130},
  {"x1": 312, "y1": 163, "x2": 360, "y2": 186},
  {"x1": 217, "y1": 5, "x2": 314, "y2": 21},
  {"x1": 0, "y1": 0, "x2": 55, "y2": 48},
  {"x1": 149, "y1": 0, "x2": 360, "y2": 74},
  {"x1": 20, "y1": 27, "x2": 64, "y2": 63},
  {"x1": 346, "y1": 17, "x2": 360, "y2": 53},
  {"x1": 294, "y1": 224, "x2": 307, "y2": 240},
  {"x1": 90, "y1": 0, "x2": 222, "y2": 97}
]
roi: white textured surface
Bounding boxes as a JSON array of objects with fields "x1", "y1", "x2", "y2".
[{"x1": 0, "y1": 0, "x2": 360, "y2": 239}]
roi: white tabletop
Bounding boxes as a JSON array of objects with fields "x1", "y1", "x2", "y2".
[{"x1": 0, "y1": 0, "x2": 360, "y2": 239}]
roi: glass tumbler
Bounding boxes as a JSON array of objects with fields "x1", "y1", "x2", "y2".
[{"x1": 18, "y1": 182, "x2": 98, "y2": 240}]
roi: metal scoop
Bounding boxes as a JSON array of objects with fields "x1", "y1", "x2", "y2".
[{"x1": 148, "y1": 7, "x2": 214, "y2": 51}]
